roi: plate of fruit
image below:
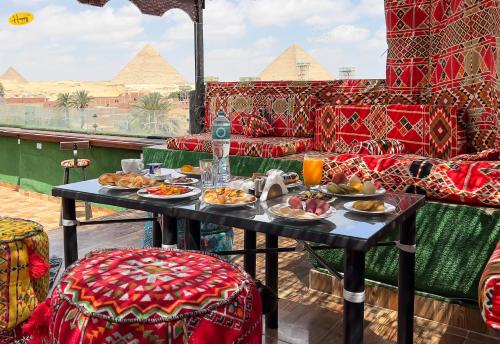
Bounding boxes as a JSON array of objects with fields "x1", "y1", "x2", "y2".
[
  {"x1": 321, "y1": 173, "x2": 386, "y2": 198},
  {"x1": 137, "y1": 185, "x2": 201, "y2": 199},
  {"x1": 344, "y1": 200, "x2": 395, "y2": 214},
  {"x1": 296, "y1": 190, "x2": 336, "y2": 203},
  {"x1": 268, "y1": 196, "x2": 334, "y2": 222}
]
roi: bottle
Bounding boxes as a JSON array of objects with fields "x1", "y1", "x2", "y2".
[{"x1": 212, "y1": 112, "x2": 231, "y2": 186}]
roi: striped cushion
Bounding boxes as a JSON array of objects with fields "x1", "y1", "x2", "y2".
[{"x1": 479, "y1": 241, "x2": 500, "y2": 329}]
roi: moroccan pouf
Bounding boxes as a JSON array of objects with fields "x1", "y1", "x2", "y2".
[
  {"x1": 27, "y1": 248, "x2": 262, "y2": 343},
  {"x1": 479, "y1": 240, "x2": 500, "y2": 330},
  {"x1": 0, "y1": 217, "x2": 49, "y2": 330}
]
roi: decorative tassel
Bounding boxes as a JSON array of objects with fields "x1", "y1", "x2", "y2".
[
  {"x1": 22, "y1": 298, "x2": 51, "y2": 344},
  {"x1": 28, "y1": 251, "x2": 49, "y2": 279}
]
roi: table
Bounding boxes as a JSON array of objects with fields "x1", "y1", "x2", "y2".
[{"x1": 53, "y1": 180, "x2": 425, "y2": 344}]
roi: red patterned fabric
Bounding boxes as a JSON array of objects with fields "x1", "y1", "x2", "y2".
[
  {"x1": 348, "y1": 139, "x2": 406, "y2": 155},
  {"x1": 452, "y1": 149, "x2": 500, "y2": 162},
  {"x1": 314, "y1": 104, "x2": 464, "y2": 158},
  {"x1": 167, "y1": 133, "x2": 312, "y2": 158},
  {"x1": 229, "y1": 111, "x2": 251, "y2": 135},
  {"x1": 321, "y1": 153, "x2": 500, "y2": 207},
  {"x1": 242, "y1": 115, "x2": 274, "y2": 137},
  {"x1": 60, "y1": 159, "x2": 91, "y2": 168},
  {"x1": 479, "y1": 241, "x2": 500, "y2": 330},
  {"x1": 32, "y1": 248, "x2": 262, "y2": 344}
]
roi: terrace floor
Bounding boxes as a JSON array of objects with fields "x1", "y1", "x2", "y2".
[{"x1": 0, "y1": 185, "x2": 497, "y2": 344}]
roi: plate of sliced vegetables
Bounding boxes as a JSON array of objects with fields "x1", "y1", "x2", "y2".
[{"x1": 137, "y1": 185, "x2": 201, "y2": 199}]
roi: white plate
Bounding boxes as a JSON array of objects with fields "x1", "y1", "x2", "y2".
[
  {"x1": 343, "y1": 201, "x2": 395, "y2": 214},
  {"x1": 175, "y1": 168, "x2": 202, "y2": 177},
  {"x1": 100, "y1": 184, "x2": 142, "y2": 191},
  {"x1": 201, "y1": 192, "x2": 257, "y2": 208},
  {"x1": 165, "y1": 177, "x2": 199, "y2": 185},
  {"x1": 319, "y1": 185, "x2": 386, "y2": 198},
  {"x1": 137, "y1": 186, "x2": 201, "y2": 200},
  {"x1": 268, "y1": 203, "x2": 334, "y2": 222}
]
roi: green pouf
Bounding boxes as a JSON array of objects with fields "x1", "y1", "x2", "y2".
[{"x1": 311, "y1": 202, "x2": 500, "y2": 302}]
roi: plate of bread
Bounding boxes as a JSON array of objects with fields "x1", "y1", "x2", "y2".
[
  {"x1": 344, "y1": 200, "x2": 395, "y2": 214},
  {"x1": 201, "y1": 187, "x2": 256, "y2": 207},
  {"x1": 98, "y1": 173, "x2": 156, "y2": 190}
]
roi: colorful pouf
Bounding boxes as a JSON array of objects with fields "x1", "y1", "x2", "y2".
[
  {"x1": 479, "y1": 240, "x2": 500, "y2": 330},
  {"x1": 0, "y1": 217, "x2": 49, "y2": 331},
  {"x1": 27, "y1": 248, "x2": 262, "y2": 343}
]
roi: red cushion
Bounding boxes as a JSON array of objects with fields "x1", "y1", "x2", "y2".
[
  {"x1": 321, "y1": 153, "x2": 500, "y2": 207},
  {"x1": 479, "y1": 241, "x2": 500, "y2": 330},
  {"x1": 40, "y1": 248, "x2": 262, "y2": 344},
  {"x1": 167, "y1": 133, "x2": 313, "y2": 158},
  {"x1": 242, "y1": 115, "x2": 274, "y2": 137},
  {"x1": 348, "y1": 139, "x2": 406, "y2": 155},
  {"x1": 452, "y1": 149, "x2": 500, "y2": 162},
  {"x1": 229, "y1": 111, "x2": 250, "y2": 134}
]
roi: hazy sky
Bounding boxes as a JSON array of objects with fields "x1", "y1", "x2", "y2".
[{"x1": 2, "y1": 0, "x2": 387, "y2": 82}]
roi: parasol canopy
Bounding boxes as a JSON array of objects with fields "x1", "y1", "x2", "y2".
[{"x1": 77, "y1": 0, "x2": 200, "y2": 21}]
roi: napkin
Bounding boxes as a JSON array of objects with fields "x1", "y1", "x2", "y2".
[{"x1": 260, "y1": 170, "x2": 288, "y2": 201}]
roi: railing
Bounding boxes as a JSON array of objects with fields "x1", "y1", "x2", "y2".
[{"x1": 0, "y1": 103, "x2": 189, "y2": 138}]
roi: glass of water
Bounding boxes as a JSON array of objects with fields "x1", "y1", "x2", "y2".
[{"x1": 199, "y1": 159, "x2": 215, "y2": 189}]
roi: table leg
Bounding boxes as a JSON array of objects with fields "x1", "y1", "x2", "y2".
[
  {"x1": 343, "y1": 249, "x2": 365, "y2": 344},
  {"x1": 185, "y1": 219, "x2": 201, "y2": 250},
  {"x1": 62, "y1": 198, "x2": 78, "y2": 268},
  {"x1": 265, "y1": 233, "x2": 279, "y2": 329},
  {"x1": 398, "y1": 214, "x2": 416, "y2": 344},
  {"x1": 152, "y1": 213, "x2": 161, "y2": 248},
  {"x1": 244, "y1": 230, "x2": 256, "y2": 278},
  {"x1": 162, "y1": 215, "x2": 177, "y2": 249}
]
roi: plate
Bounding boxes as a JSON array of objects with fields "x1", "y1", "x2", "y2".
[
  {"x1": 100, "y1": 185, "x2": 141, "y2": 191},
  {"x1": 343, "y1": 201, "x2": 395, "y2": 214},
  {"x1": 319, "y1": 185, "x2": 386, "y2": 198},
  {"x1": 137, "y1": 186, "x2": 201, "y2": 200},
  {"x1": 201, "y1": 190, "x2": 257, "y2": 208},
  {"x1": 165, "y1": 177, "x2": 199, "y2": 185},
  {"x1": 295, "y1": 191, "x2": 336, "y2": 203},
  {"x1": 268, "y1": 203, "x2": 334, "y2": 222},
  {"x1": 175, "y1": 168, "x2": 201, "y2": 177}
]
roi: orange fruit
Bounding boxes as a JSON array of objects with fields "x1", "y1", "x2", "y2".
[{"x1": 180, "y1": 164, "x2": 193, "y2": 172}]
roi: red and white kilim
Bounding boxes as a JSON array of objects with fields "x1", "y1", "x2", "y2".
[{"x1": 479, "y1": 241, "x2": 500, "y2": 330}]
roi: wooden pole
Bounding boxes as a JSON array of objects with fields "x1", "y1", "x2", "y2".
[{"x1": 191, "y1": 0, "x2": 205, "y2": 134}]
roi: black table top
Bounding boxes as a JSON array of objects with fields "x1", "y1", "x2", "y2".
[{"x1": 53, "y1": 180, "x2": 425, "y2": 251}]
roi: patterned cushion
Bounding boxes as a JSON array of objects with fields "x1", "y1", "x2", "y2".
[
  {"x1": 0, "y1": 217, "x2": 49, "y2": 330},
  {"x1": 167, "y1": 133, "x2": 313, "y2": 158},
  {"x1": 314, "y1": 104, "x2": 465, "y2": 159},
  {"x1": 479, "y1": 241, "x2": 500, "y2": 330},
  {"x1": 36, "y1": 248, "x2": 262, "y2": 343},
  {"x1": 321, "y1": 154, "x2": 500, "y2": 207},
  {"x1": 228, "y1": 111, "x2": 250, "y2": 135},
  {"x1": 60, "y1": 159, "x2": 90, "y2": 168},
  {"x1": 451, "y1": 149, "x2": 500, "y2": 162},
  {"x1": 348, "y1": 139, "x2": 406, "y2": 155},
  {"x1": 242, "y1": 115, "x2": 274, "y2": 137}
]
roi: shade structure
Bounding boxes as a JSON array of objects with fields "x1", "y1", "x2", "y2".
[
  {"x1": 77, "y1": 0, "x2": 199, "y2": 21},
  {"x1": 77, "y1": 0, "x2": 205, "y2": 133}
]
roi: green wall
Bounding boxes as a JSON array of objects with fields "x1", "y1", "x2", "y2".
[{"x1": 0, "y1": 136, "x2": 140, "y2": 195}]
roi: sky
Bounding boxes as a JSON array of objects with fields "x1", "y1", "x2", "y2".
[{"x1": 1, "y1": 0, "x2": 387, "y2": 82}]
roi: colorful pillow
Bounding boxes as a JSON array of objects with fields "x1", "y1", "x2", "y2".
[
  {"x1": 479, "y1": 241, "x2": 500, "y2": 330},
  {"x1": 229, "y1": 112, "x2": 251, "y2": 135},
  {"x1": 242, "y1": 115, "x2": 274, "y2": 137},
  {"x1": 451, "y1": 149, "x2": 500, "y2": 162},
  {"x1": 348, "y1": 139, "x2": 406, "y2": 155}
]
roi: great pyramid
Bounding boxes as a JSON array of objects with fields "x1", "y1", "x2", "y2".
[
  {"x1": 113, "y1": 44, "x2": 189, "y2": 86},
  {"x1": 0, "y1": 67, "x2": 27, "y2": 83},
  {"x1": 259, "y1": 44, "x2": 334, "y2": 81}
]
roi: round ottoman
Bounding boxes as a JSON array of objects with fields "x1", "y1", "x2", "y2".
[
  {"x1": 0, "y1": 217, "x2": 49, "y2": 330},
  {"x1": 30, "y1": 248, "x2": 262, "y2": 343}
]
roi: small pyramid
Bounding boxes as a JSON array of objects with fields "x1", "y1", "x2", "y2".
[
  {"x1": 259, "y1": 44, "x2": 334, "y2": 81},
  {"x1": 0, "y1": 67, "x2": 27, "y2": 83},
  {"x1": 113, "y1": 44, "x2": 189, "y2": 86}
]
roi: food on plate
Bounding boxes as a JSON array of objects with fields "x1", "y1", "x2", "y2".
[
  {"x1": 348, "y1": 175, "x2": 364, "y2": 193},
  {"x1": 180, "y1": 164, "x2": 193, "y2": 172},
  {"x1": 286, "y1": 197, "x2": 330, "y2": 216},
  {"x1": 297, "y1": 190, "x2": 332, "y2": 202},
  {"x1": 146, "y1": 185, "x2": 191, "y2": 196},
  {"x1": 169, "y1": 177, "x2": 195, "y2": 184},
  {"x1": 363, "y1": 181, "x2": 376, "y2": 194},
  {"x1": 352, "y1": 200, "x2": 385, "y2": 212},
  {"x1": 332, "y1": 173, "x2": 348, "y2": 185},
  {"x1": 203, "y1": 187, "x2": 256, "y2": 205},
  {"x1": 98, "y1": 173, "x2": 156, "y2": 188},
  {"x1": 282, "y1": 172, "x2": 300, "y2": 185},
  {"x1": 272, "y1": 206, "x2": 319, "y2": 220},
  {"x1": 326, "y1": 175, "x2": 383, "y2": 195},
  {"x1": 327, "y1": 182, "x2": 358, "y2": 195}
]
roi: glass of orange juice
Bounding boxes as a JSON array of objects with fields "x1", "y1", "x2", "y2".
[{"x1": 303, "y1": 153, "x2": 323, "y2": 188}]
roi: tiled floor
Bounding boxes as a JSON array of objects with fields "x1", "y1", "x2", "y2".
[{"x1": 2, "y1": 186, "x2": 499, "y2": 343}]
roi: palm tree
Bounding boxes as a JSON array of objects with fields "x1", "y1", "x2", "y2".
[
  {"x1": 71, "y1": 90, "x2": 93, "y2": 128},
  {"x1": 55, "y1": 92, "x2": 71, "y2": 124},
  {"x1": 134, "y1": 92, "x2": 172, "y2": 132},
  {"x1": 0, "y1": 83, "x2": 5, "y2": 102}
]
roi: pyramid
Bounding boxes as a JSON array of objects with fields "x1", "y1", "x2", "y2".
[
  {"x1": 0, "y1": 67, "x2": 27, "y2": 83},
  {"x1": 113, "y1": 44, "x2": 189, "y2": 86},
  {"x1": 259, "y1": 44, "x2": 334, "y2": 81}
]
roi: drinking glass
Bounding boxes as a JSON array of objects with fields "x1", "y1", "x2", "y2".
[
  {"x1": 303, "y1": 153, "x2": 323, "y2": 189},
  {"x1": 199, "y1": 159, "x2": 215, "y2": 189}
]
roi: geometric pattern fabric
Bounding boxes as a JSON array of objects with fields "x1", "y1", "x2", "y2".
[
  {"x1": 321, "y1": 153, "x2": 500, "y2": 207},
  {"x1": 0, "y1": 217, "x2": 49, "y2": 330},
  {"x1": 479, "y1": 240, "x2": 500, "y2": 330},
  {"x1": 45, "y1": 248, "x2": 262, "y2": 344}
]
